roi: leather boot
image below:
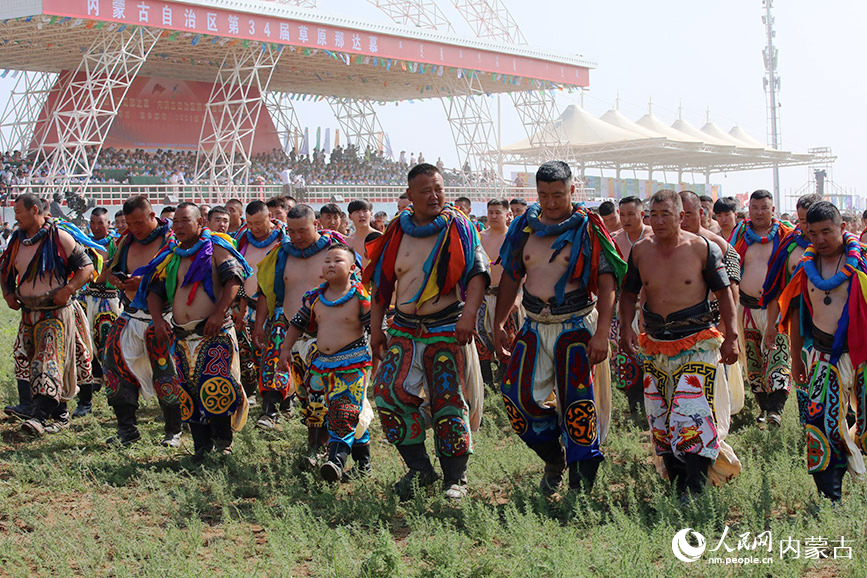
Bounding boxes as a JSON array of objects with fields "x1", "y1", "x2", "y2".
[
  {"x1": 22, "y1": 395, "x2": 59, "y2": 436},
  {"x1": 441, "y1": 455, "x2": 469, "y2": 500},
  {"x1": 210, "y1": 415, "x2": 233, "y2": 455},
  {"x1": 72, "y1": 383, "x2": 93, "y2": 418},
  {"x1": 480, "y1": 360, "x2": 494, "y2": 388},
  {"x1": 321, "y1": 441, "x2": 351, "y2": 483},
  {"x1": 683, "y1": 454, "x2": 712, "y2": 498},
  {"x1": 342, "y1": 443, "x2": 372, "y2": 481},
  {"x1": 4, "y1": 380, "x2": 34, "y2": 420},
  {"x1": 256, "y1": 390, "x2": 281, "y2": 430},
  {"x1": 189, "y1": 423, "x2": 213, "y2": 463},
  {"x1": 569, "y1": 455, "x2": 603, "y2": 493},
  {"x1": 662, "y1": 454, "x2": 687, "y2": 495},
  {"x1": 529, "y1": 440, "x2": 566, "y2": 496},
  {"x1": 301, "y1": 426, "x2": 328, "y2": 470},
  {"x1": 106, "y1": 403, "x2": 141, "y2": 446},
  {"x1": 813, "y1": 465, "x2": 845, "y2": 502},
  {"x1": 393, "y1": 444, "x2": 440, "y2": 499},
  {"x1": 160, "y1": 403, "x2": 183, "y2": 447}
]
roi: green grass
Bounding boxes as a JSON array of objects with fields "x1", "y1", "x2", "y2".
[{"x1": 1, "y1": 305, "x2": 865, "y2": 577}]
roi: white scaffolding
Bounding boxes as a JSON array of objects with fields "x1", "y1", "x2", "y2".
[
  {"x1": 194, "y1": 43, "x2": 283, "y2": 201},
  {"x1": 264, "y1": 91, "x2": 304, "y2": 154},
  {"x1": 0, "y1": 71, "x2": 58, "y2": 155},
  {"x1": 32, "y1": 26, "x2": 159, "y2": 194},
  {"x1": 367, "y1": 0, "x2": 501, "y2": 187},
  {"x1": 450, "y1": 0, "x2": 571, "y2": 165},
  {"x1": 327, "y1": 97, "x2": 388, "y2": 154}
]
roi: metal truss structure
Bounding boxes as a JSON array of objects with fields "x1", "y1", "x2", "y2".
[
  {"x1": 450, "y1": 0, "x2": 571, "y2": 165},
  {"x1": 368, "y1": 0, "x2": 455, "y2": 32},
  {"x1": 194, "y1": 43, "x2": 283, "y2": 200},
  {"x1": 327, "y1": 97, "x2": 388, "y2": 155},
  {"x1": 32, "y1": 27, "x2": 159, "y2": 194},
  {"x1": 270, "y1": 0, "x2": 319, "y2": 7},
  {"x1": 367, "y1": 0, "x2": 501, "y2": 188},
  {"x1": 0, "y1": 71, "x2": 58, "y2": 155},
  {"x1": 264, "y1": 91, "x2": 304, "y2": 154}
]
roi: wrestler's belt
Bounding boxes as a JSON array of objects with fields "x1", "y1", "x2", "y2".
[
  {"x1": 485, "y1": 286, "x2": 499, "y2": 297},
  {"x1": 739, "y1": 290, "x2": 762, "y2": 310},
  {"x1": 812, "y1": 326, "x2": 847, "y2": 354},
  {"x1": 643, "y1": 301, "x2": 716, "y2": 341},
  {"x1": 522, "y1": 288, "x2": 594, "y2": 317},
  {"x1": 171, "y1": 316, "x2": 233, "y2": 339},
  {"x1": 16, "y1": 287, "x2": 70, "y2": 311},
  {"x1": 393, "y1": 301, "x2": 463, "y2": 329},
  {"x1": 82, "y1": 283, "x2": 119, "y2": 299}
]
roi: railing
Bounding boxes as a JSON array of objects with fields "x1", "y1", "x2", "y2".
[{"x1": 8, "y1": 183, "x2": 547, "y2": 206}]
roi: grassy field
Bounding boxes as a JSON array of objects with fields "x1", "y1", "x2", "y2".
[{"x1": 0, "y1": 305, "x2": 865, "y2": 577}]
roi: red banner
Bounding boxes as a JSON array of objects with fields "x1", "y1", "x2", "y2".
[{"x1": 42, "y1": 0, "x2": 590, "y2": 86}]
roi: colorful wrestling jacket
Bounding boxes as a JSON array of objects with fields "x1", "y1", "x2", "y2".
[
  {"x1": 778, "y1": 232, "x2": 867, "y2": 366},
  {"x1": 255, "y1": 230, "x2": 356, "y2": 317},
  {"x1": 499, "y1": 203, "x2": 626, "y2": 306},
  {"x1": 363, "y1": 205, "x2": 489, "y2": 310}
]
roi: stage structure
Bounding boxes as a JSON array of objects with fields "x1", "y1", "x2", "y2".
[{"x1": 0, "y1": 0, "x2": 592, "y2": 199}]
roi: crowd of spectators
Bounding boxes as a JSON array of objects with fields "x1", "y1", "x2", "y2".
[{"x1": 1, "y1": 144, "x2": 493, "y2": 193}]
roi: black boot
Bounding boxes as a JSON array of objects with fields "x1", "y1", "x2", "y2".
[
  {"x1": 813, "y1": 465, "x2": 845, "y2": 502},
  {"x1": 569, "y1": 455, "x2": 603, "y2": 493},
  {"x1": 441, "y1": 455, "x2": 469, "y2": 500},
  {"x1": 662, "y1": 454, "x2": 687, "y2": 495},
  {"x1": 256, "y1": 390, "x2": 281, "y2": 430},
  {"x1": 4, "y1": 380, "x2": 34, "y2": 420},
  {"x1": 106, "y1": 403, "x2": 141, "y2": 446},
  {"x1": 342, "y1": 443, "x2": 372, "y2": 481},
  {"x1": 22, "y1": 395, "x2": 59, "y2": 436},
  {"x1": 160, "y1": 403, "x2": 183, "y2": 447},
  {"x1": 72, "y1": 383, "x2": 93, "y2": 418},
  {"x1": 301, "y1": 426, "x2": 328, "y2": 469},
  {"x1": 480, "y1": 360, "x2": 494, "y2": 388},
  {"x1": 189, "y1": 423, "x2": 214, "y2": 463},
  {"x1": 393, "y1": 444, "x2": 440, "y2": 499},
  {"x1": 683, "y1": 454, "x2": 712, "y2": 499},
  {"x1": 321, "y1": 441, "x2": 351, "y2": 483},
  {"x1": 210, "y1": 415, "x2": 233, "y2": 455},
  {"x1": 529, "y1": 440, "x2": 566, "y2": 496}
]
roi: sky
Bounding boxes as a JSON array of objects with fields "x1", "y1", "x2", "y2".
[{"x1": 1, "y1": 0, "x2": 864, "y2": 211}]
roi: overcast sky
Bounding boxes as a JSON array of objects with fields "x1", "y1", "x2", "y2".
[{"x1": 1, "y1": 1, "x2": 863, "y2": 210}]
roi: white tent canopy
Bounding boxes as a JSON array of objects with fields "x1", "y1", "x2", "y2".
[{"x1": 496, "y1": 104, "x2": 816, "y2": 175}]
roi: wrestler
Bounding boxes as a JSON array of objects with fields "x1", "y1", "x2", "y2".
[
  {"x1": 72, "y1": 207, "x2": 123, "y2": 417},
  {"x1": 278, "y1": 244, "x2": 375, "y2": 482},
  {"x1": 346, "y1": 199, "x2": 379, "y2": 266},
  {"x1": 779, "y1": 202, "x2": 867, "y2": 501},
  {"x1": 101, "y1": 196, "x2": 180, "y2": 446},
  {"x1": 620, "y1": 189, "x2": 741, "y2": 499},
  {"x1": 0, "y1": 194, "x2": 95, "y2": 435},
  {"x1": 207, "y1": 207, "x2": 231, "y2": 235},
  {"x1": 494, "y1": 161, "x2": 625, "y2": 496},
  {"x1": 713, "y1": 197, "x2": 739, "y2": 242},
  {"x1": 730, "y1": 190, "x2": 795, "y2": 426},
  {"x1": 253, "y1": 205, "x2": 349, "y2": 462},
  {"x1": 233, "y1": 200, "x2": 284, "y2": 407},
  {"x1": 365, "y1": 163, "x2": 489, "y2": 500},
  {"x1": 225, "y1": 199, "x2": 245, "y2": 237},
  {"x1": 610, "y1": 196, "x2": 652, "y2": 416},
  {"x1": 475, "y1": 198, "x2": 521, "y2": 388},
  {"x1": 145, "y1": 203, "x2": 251, "y2": 461}
]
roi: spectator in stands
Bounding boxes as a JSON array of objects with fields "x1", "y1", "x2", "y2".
[
  {"x1": 372, "y1": 211, "x2": 388, "y2": 232},
  {"x1": 207, "y1": 206, "x2": 231, "y2": 234},
  {"x1": 161, "y1": 206, "x2": 176, "y2": 222},
  {"x1": 266, "y1": 196, "x2": 289, "y2": 224},
  {"x1": 598, "y1": 201, "x2": 621, "y2": 233},
  {"x1": 509, "y1": 197, "x2": 527, "y2": 217},
  {"x1": 436, "y1": 157, "x2": 444, "y2": 171},
  {"x1": 418, "y1": 152, "x2": 425, "y2": 164},
  {"x1": 225, "y1": 199, "x2": 244, "y2": 235},
  {"x1": 280, "y1": 167, "x2": 292, "y2": 195},
  {"x1": 319, "y1": 203, "x2": 341, "y2": 232}
]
